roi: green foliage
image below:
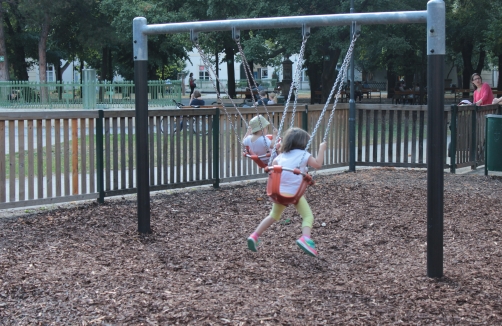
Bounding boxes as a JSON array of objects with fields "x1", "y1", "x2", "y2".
[{"x1": 2, "y1": 0, "x2": 502, "y2": 92}]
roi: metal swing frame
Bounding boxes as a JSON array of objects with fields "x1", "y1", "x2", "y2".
[
  {"x1": 265, "y1": 30, "x2": 359, "y2": 206},
  {"x1": 133, "y1": 1, "x2": 446, "y2": 278}
]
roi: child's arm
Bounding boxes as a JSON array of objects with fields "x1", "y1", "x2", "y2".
[
  {"x1": 269, "y1": 129, "x2": 278, "y2": 149},
  {"x1": 307, "y1": 142, "x2": 327, "y2": 169}
]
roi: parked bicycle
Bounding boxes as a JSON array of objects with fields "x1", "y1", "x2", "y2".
[{"x1": 158, "y1": 99, "x2": 202, "y2": 134}]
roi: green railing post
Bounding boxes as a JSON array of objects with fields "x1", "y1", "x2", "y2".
[
  {"x1": 96, "y1": 110, "x2": 105, "y2": 203},
  {"x1": 470, "y1": 105, "x2": 478, "y2": 168},
  {"x1": 450, "y1": 104, "x2": 457, "y2": 174},
  {"x1": 302, "y1": 105, "x2": 308, "y2": 131},
  {"x1": 213, "y1": 108, "x2": 220, "y2": 188}
]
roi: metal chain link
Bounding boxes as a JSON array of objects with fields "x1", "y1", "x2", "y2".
[
  {"x1": 288, "y1": 35, "x2": 309, "y2": 129},
  {"x1": 297, "y1": 32, "x2": 359, "y2": 168},
  {"x1": 235, "y1": 39, "x2": 272, "y2": 152},
  {"x1": 193, "y1": 40, "x2": 247, "y2": 148},
  {"x1": 270, "y1": 34, "x2": 310, "y2": 165}
]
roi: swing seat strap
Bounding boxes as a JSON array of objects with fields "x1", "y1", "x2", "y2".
[
  {"x1": 243, "y1": 148, "x2": 270, "y2": 168},
  {"x1": 264, "y1": 165, "x2": 314, "y2": 206}
]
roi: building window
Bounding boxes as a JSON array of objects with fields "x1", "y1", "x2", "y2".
[
  {"x1": 302, "y1": 70, "x2": 309, "y2": 82},
  {"x1": 261, "y1": 68, "x2": 268, "y2": 79},
  {"x1": 47, "y1": 65, "x2": 54, "y2": 82},
  {"x1": 199, "y1": 65, "x2": 209, "y2": 80}
]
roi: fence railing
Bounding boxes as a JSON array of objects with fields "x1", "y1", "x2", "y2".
[
  {"x1": 356, "y1": 106, "x2": 429, "y2": 167},
  {"x1": 449, "y1": 104, "x2": 501, "y2": 173},
  {"x1": 0, "y1": 103, "x2": 496, "y2": 209},
  {"x1": 0, "y1": 80, "x2": 182, "y2": 109}
]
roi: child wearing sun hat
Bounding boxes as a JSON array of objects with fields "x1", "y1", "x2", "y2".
[{"x1": 242, "y1": 115, "x2": 277, "y2": 163}]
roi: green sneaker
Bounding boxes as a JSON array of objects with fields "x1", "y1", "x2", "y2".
[
  {"x1": 247, "y1": 234, "x2": 260, "y2": 252},
  {"x1": 296, "y1": 236, "x2": 318, "y2": 257}
]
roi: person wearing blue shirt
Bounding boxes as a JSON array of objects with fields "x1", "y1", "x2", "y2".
[
  {"x1": 189, "y1": 90, "x2": 205, "y2": 106},
  {"x1": 256, "y1": 90, "x2": 268, "y2": 105}
]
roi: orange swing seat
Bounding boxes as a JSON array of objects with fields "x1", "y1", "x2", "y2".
[
  {"x1": 264, "y1": 165, "x2": 314, "y2": 206},
  {"x1": 243, "y1": 134, "x2": 274, "y2": 169}
]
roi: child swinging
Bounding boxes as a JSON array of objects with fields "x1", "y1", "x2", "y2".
[
  {"x1": 247, "y1": 127, "x2": 326, "y2": 257},
  {"x1": 242, "y1": 115, "x2": 278, "y2": 166}
]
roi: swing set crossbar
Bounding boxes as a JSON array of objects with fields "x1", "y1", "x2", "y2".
[{"x1": 136, "y1": 12, "x2": 426, "y2": 37}]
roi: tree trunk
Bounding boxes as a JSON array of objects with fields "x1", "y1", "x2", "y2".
[
  {"x1": 320, "y1": 47, "x2": 341, "y2": 103},
  {"x1": 0, "y1": 4, "x2": 10, "y2": 81},
  {"x1": 5, "y1": 7, "x2": 29, "y2": 80},
  {"x1": 38, "y1": 12, "x2": 51, "y2": 102},
  {"x1": 215, "y1": 50, "x2": 220, "y2": 95},
  {"x1": 461, "y1": 41, "x2": 475, "y2": 89},
  {"x1": 225, "y1": 47, "x2": 236, "y2": 98},
  {"x1": 306, "y1": 61, "x2": 322, "y2": 104},
  {"x1": 498, "y1": 54, "x2": 502, "y2": 90}
]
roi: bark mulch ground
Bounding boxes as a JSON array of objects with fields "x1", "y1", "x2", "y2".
[{"x1": 1, "y1": 168, "x2": 501, "y2": 325}]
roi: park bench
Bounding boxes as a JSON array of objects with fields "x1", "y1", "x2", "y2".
[
  {"x1": 314, "y1": 90, "x2": 348, "y2": 103},
  {"x1": 392, "y1": 90, "x2": 425, "y2": 105},
  {"x1": 362, "y1": 88, "x2": 382, "y2": 103}
]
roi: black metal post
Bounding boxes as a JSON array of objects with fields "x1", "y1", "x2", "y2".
[
  {"x1": 96, "y1": 110, "x2": 105, "y2": 204},
  {"x1": 133, "y1": 17, "x2": 151, "y2": 234},
  {"x1": 348, "y1": 1, "x2": 356, "y2": 172},
  {"x1": 135, "y1": 60, "x2": 151, "y2": 234},
  {"x1": 427, "y1": 57, "x2": 445, "y2": 277},
  {"x1": 450, "y1": 105, "x2": 457, "y2": 174},
  {"x1": 470, "y1": 106, "x2": 477, "y2": 168},
  {"x1": 427, "y1": 0, "x2": 445, "y2": 278}
]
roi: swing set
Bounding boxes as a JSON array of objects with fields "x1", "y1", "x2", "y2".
[
  {"x1": 191, "y1": 25, "x2": 359, "y2": 206},
  {"x1": 133, "y1": 1, "x2": 447, "y2": 278}
]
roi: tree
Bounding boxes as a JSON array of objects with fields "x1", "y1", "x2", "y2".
[
  {"x1": 484, "y1": 1, "x2": 502, "y2": 90},
  {"x1": 0, "y1": 2, "x2": 9, "y2": 81},
  {"x1": 446, "y1": 0, "x2": 492, "y2": 89}
]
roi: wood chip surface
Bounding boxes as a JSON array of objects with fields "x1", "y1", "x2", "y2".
[{"x1": 1, "y1": 168, "x2": 501, "y2": 325}]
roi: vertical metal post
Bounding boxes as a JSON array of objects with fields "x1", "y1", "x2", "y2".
[
  {"x1": 348, "y1": 0, "x2": 356, "y2": 172},
  {"x1": 213, "y1": 108, "x2": 220, "y2": 188},
  {"x1": 133, "y1": 17, "x2": 151, "y2": 234},
  {"x1": 96, "y1": 110, "x2": 105, "y2": 203},
  {"x1": 426, "y1": 0, "x2": 445, "y2": 278},
  {"x1": 470, "y1": 106, "x2": 477, "y2": 168},
  {"x1": 449, "y1": 105, "x2": 457, "y2": 174},
  {"x1": 485, "y1": 116, "x2": 488, "y2": 176}
]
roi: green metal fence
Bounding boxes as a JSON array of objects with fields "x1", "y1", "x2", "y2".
[{"x1": 0, "y1": 80, "x2": 182, "y2": 109}]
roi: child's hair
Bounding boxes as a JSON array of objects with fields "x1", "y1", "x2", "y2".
[
  {"x1": 193, "y1": 90, "x2": 202, "y2": 98},
  {"x1": 269, "y1": 92, "x2": 277, "y2": 100},
  {"x1": 280, "y1": 127, "x2": 309, "y2": 153}
]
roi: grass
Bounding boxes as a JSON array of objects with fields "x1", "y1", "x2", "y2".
[{"x1": 5, "y1": 131, "x2": 212, "y2": 179}]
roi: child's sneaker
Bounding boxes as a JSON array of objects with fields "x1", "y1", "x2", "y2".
[
  {"x1": 296, "y1": 236, "x2": 318, "y2": 257},
  {"x1": 247, "y1": 234, "x2": 260, "y2": 252}
]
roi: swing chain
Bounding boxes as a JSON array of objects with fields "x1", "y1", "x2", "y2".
[
  {"x1": 296, "y1": 31, "x2": 359, "y2": 170},
  {"x1": 270, "y1": 34, "x2": 310, "y2": 165},
  {"x1": 235, "y1": 38, "x2": 274, "y2": 152},
  {"x1": 304, "y1": 31, "x2": 359, "y2": 154},
  {"x1": 193, "y1": 40, "x2": 246, "y2": 148},
  {"x1": 321, "y1": 32, "x2": 359, "y2": 143},
  {"x1": 288, "y1": 34, "x2": 309, "y2": 129}
]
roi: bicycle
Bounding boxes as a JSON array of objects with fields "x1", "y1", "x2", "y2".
[{"x1": 158, "y1": 99, "x2": 202, "y2": 134}]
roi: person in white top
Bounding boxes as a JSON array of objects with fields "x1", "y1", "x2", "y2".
[
  {"x1": 242, "y1": 115, "x2": 277, "y2": 164},
  {"x1": 247, "y1": 127, "x2": 327, "y2": 257},
  {"x1": 267, "y1": 92, "x2": 277, "y2": 105}
]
